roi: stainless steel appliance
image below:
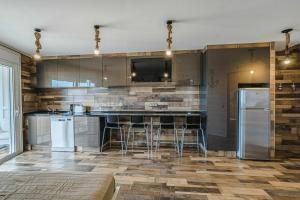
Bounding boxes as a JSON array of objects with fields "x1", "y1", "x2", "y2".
[
  {"x1": 50, "y1": 116, "x2": 75, "y2": 151},
  {"x1": 237, "y1": 88, "x2": 270, "y2": 160}
]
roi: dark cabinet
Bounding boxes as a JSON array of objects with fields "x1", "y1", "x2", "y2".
[
  {"x1": 102, "y1": 56, "x2": 127, "y2": 87},
  {"x1": 173, "y1": 53, "x2": 202, "y2": 85},
  {"x1": 37, "y1": 60, "x2": 58, "y2": 88},
  {"x1": 57, "y1": 59, "x2": 80, "y2": 87},
  {"x1": 79, "y1": 57, "x2": 102, "y2": 87}
]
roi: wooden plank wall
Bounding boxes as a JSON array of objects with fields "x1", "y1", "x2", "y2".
[
  {"x1": 21, "y1": 55, "x2": 37, "y2": 113},
  {"x1": 275, "y1": 44, "x2": 300, "y2": 158},
  {"x1": 21, "y1": 55, "x2": 37, "y2": 147}
]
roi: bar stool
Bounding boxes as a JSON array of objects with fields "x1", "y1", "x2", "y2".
[
  {"x1": 180, "y1": 115, "x2": 207, "y2": 157},
  {"x1": 100, "y1": 115, "x2": 126, "y2": 153},
  {"x1": 126, "y1": 116, "x2": 149, "y2": 156},
  {"x1": 155, "y1": 116, "x2": 180, "y2": 155}
]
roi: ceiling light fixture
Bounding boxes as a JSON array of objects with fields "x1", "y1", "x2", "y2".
[
  {"x1": 166, "y1": 20, "x2": 173, "y2": 57},
  {"x1": 249, "y1": 49, "x2": 255, "y2": 75},
  {"x1": 94, "y1": 25, "x2": 101, "y2": 56},
  {"x1": 131, "y1": 65, "x2": 136, "y2": 77},
  {"x1": 33, "y1": 28, "x2": 42, "y2": 60},
  {"x1": 164, "y1": 60, "x2": 169, "y2": 78},
  {"x1": 282, "y1": 28, "x2": 293, "y2": 65}
]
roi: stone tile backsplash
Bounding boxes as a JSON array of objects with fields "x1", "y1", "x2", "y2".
[{"x1": 37, "y1": 86, "x2": 207, "y2": 112}]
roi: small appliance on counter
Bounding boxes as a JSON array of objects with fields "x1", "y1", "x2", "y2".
[
  {"x1": 237, "y1": 87, "x2": 270, "y2": 160},
  {"x1": 50, "y1": 116, "x2": 75, "y2": 152},
  {"x1": 70, "y1": 104, "x2": 86, "y2": 115}
]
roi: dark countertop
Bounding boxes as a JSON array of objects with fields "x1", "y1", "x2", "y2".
[{"x1": 24, "y1": 110, "x2": 207, "y2": 117}]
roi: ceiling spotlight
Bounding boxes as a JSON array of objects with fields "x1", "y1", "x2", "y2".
[
  {"x1": 165, "y1": 20, "x2": 173, "y2": 57},
  {"x1": 33, "y1": 28, "x2": 42, "y2": 60},
  {"x1": 164, "y1": 72, "x2": 169, "y2": 78},
  {"x1": 250, "y1": 70, "x2": 254, "y2": 75},
  {"x1": 94, "y1": 25, "x2": 101, "y2": 56},
  {"x1": 282, "y1": 28, "x2": 293, "y2": 65}
]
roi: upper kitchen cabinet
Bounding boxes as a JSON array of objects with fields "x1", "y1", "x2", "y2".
[
  {"x1": 37, "y1": 60, "x2": 58, "y2": 88},
  {"x1": 79, "y1": 57, "x2": 102, "y2": 87},
  {"x1": 102, "y1": 56, "x2": 127, "y2": 87},
  {"x1": 57, "y1": 59, "x2": 80, "y2": 87},
  {"x1": 173, "y1": 52, "x2": 202, "y2": 85}
]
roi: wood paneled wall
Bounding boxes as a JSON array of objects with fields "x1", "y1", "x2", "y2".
[
  {"x1": 21, "y1": 55, "x2": 37, "y2": 148},
  {"x1": 21, "y1": 55, "x2": 37, "y2": 113},
  {"x1": 275, "y1": 45, "x2": 300, "y2": 158}
]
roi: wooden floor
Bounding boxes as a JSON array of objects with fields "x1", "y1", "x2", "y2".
[{"x1": 0, "y1": 148, "x2": 299, "y2": 200}]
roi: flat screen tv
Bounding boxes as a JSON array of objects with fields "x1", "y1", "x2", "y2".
[{"x1": 131, "y1": 58, "x2": 172, "y2": 82}]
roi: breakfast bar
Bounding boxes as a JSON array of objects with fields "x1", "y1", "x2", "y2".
[{"x1": 25, "y1": 110, "x2": 207, "y2": 158}]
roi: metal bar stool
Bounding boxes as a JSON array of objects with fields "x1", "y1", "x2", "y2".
[
  {"x1": 100, "y1": 115, "x2": 126, "y2": 153},
  {"x1": 180, "y1": 115, "x2": 207, "y2": 157},
  {"x1": 126, "y1": 115, "x2": 149, "y2": 156},
  {"x1": 155, "y1": 116, "x2": 180, "y2": 155}
]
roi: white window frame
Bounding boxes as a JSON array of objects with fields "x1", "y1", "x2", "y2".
[{"x1": 0, "y1": 45, "x2": 22, "y2": 164}]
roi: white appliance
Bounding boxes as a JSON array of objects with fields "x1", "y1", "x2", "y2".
[
  {"x1": 50, "y1": 116, "x2": 75, "y2": 152},
  {"x1": 237, "y1": 88, "x2": 270, "y2": 160}
]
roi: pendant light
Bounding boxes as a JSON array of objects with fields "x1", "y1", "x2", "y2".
[
  {"x1": 165, "y1": 20, "x2": 173, "y2": 57},
  {"x1": 282, "y1": 28, "x2": 293, "y2": 65},
  {"x1": 94, "y1": 25, "x2": 101, "y2": 55},
  {"x1": 33, "y1": 28, "x2": 42, "y2": 60}
]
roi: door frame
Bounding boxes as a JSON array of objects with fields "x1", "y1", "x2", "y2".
[{"x1": 0, "y1": 45, "x2": 22, "y2": 164}]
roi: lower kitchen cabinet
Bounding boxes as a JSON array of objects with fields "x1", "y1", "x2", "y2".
[
  {"x1": 26, "y1": 115, "x2": 51, "y2": 146},
  {"x1": 74, "y1": 116, "x2": 100, "y2": 149}
]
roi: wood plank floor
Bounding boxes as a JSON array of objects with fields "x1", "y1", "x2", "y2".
[{"x1": 0, "y1": 148, "x2": 299, "y2": 200}]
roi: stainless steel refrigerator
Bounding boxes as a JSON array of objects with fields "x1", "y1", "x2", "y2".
[{"x1": 237, "y1": 88, "x2": 270, "y2": 160}]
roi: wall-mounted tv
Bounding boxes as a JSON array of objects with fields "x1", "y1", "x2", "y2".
[{"x1": 131, "y1": 58, "x2": 172, "y2": 82}]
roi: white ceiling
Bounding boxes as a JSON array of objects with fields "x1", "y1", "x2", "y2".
[{"x1": 0, "y1": 0, "x2": 300, "y2": 56}]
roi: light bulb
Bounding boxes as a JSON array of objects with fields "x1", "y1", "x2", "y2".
[
  {"x1": 94, "y1": 48, "x2": 100, "y2": 55},
  {"x1": 33, "y1": 53, "x2": 41, "y2": 60},
  {"x1": 250, "y1": 70, "x2": 254, "y2": 75},
  {"x1": 165, "y1": 49, "x2": 172, "y2": 56},
  {"x1": 164, "y1": 72, "x2": 169, "y2": 78},
  {"x1": 103, "y1": 77, "x2": 108, "y2": 80},
  {"x1": 131, "y1": 72, "x2": 136, "y2": 77},
  {"x1": 283, "y1": 57, "x2": 291, "y2": 65}
]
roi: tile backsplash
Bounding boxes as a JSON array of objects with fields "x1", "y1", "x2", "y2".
[{"x1": 37, "y1": 85, "x2": 207, "y2": 112}]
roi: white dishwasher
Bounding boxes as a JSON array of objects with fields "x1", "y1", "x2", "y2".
[{"x1": 50, "y1": 116, "x2": 75, "y2": 152}]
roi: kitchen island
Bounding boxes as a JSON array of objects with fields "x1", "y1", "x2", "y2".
[{"x1": 24, "y1": 110, "x2": 207, "y2": 157}]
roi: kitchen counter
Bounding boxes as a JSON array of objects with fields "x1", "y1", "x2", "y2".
[
  {"x1": 24, "y1": 110, "x2": 207, "y2": 117},
  {"x1": 24, "y1": 110, "x2": 207, "y2": 156}
]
